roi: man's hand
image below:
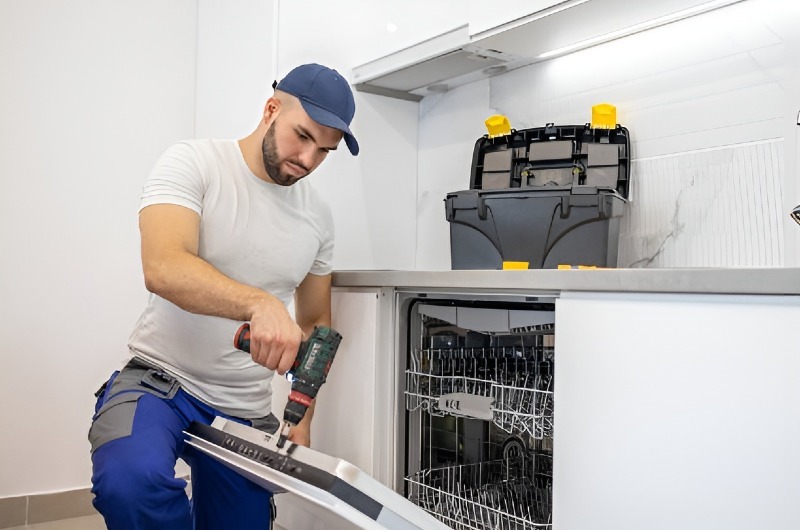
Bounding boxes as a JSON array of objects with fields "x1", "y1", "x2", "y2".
[
  {"x1": 247, "y1": 296, "x2": 303, "y2": 375},
  {"x1": 287, "y1": 422, "x2": 311, "y2": 447}
]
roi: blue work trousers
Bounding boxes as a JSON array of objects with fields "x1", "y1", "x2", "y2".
[{"x1": 89, "y1": 359, "x2": 275, "y2": 530}]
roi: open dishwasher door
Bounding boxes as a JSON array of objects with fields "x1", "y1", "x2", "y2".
[{"x1": 185, "y1": 417, "x2": 450, "y2": 530}]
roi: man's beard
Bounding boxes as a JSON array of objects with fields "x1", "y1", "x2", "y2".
[{"x1": 261, "y1": 121, "x2": 308, "y2": 186}]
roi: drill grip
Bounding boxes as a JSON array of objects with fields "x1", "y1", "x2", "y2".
[
  {"x1": 234, "y1": 323, "x2": 251, "y2": 353},
  {"x1": 234, "y1": 324, "x2": 342, "y2": 379},
  {"x1": 233, "y1": 323, "x2": 309, "y2": 373}
]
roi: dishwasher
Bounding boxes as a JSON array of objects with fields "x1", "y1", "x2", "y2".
[{"x1": 398, "y1": 292, "x2": 556, "y2": 530}]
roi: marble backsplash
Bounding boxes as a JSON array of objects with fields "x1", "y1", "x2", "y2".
[{"x1": 619, "y1": 139, "x2": 785, "y2": 268}]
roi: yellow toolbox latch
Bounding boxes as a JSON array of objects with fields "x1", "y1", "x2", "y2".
[
  {"x1": 591, "y1": 103, "x2": 617, "y2": 129},
  {"x1": 485, "y1": 115, "x2": 512, "y2": 138}
]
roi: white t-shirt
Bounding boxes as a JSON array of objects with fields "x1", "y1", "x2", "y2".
[{"x1": 127, "y1": 139, "x2": 334, "y2": 418}]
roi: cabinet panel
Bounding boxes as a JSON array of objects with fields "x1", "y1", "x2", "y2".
[
  {"x1": 553, "y1": 291, "x2": 800, "y2": 530},
  {"x1": 469, "y1": 0, "x2": 562, "y2": 36},
  {"x1": 278, "y1": 0, "x2": 467, "y2": 71},
  {"x1": 304, "y1": 287, "x2": 397, "y2": 484},
  {"x1": 273, "y1": 289, "x2": 383, "y2": 530},
  {"x1": 309, "y1": 290, "x2": 379, "y2": 468}
]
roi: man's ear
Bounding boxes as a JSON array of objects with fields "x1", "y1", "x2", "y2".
[{"x1": 263, "y1": 97, "x2": 281, "y2": 123}]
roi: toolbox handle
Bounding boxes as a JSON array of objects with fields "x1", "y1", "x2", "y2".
[
  {"x1": 560, "y1": 195, "x2": 570, "y2": 219},
  {"x1": 445, "y1": 192, "x2": 488, "y2": 220},
  {"x1": 544, "y1": 123, "x2": 559, "y2": 139},
  {"x1": 478, "y1": 195, "x2": 488, "y2": 220},
  {"x1": 598, "y1": 195, "x2": 610, "y2": 219}
]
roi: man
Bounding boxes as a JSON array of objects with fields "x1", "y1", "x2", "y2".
[{"x1": 89, "y1": 63, "x2": 358, "y2": 529}]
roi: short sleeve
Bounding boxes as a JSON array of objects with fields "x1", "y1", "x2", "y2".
[
  {"x1": 309, "y1": 201, "x2": 335, "y2": 276},
  {"x1": 139, "y1": 142, "x2": 207, "y2": 214}
]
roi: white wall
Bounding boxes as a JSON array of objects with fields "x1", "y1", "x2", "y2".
[
  {"x1": 0, "y1": 0, "x2": 197, "y2": 497},
  {"x1": 195, "y1": 0, "x2": 278, "y2": 139},
  {"x1": 0, "y1": 0, "x2": 286, "y2": 500}
]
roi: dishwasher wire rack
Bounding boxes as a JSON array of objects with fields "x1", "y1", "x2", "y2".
[
  {"x1": 405, "y1": 456, "x2": 552, "y2": 530},
  {"x1": 405, "y1": 346, "x2": 554, "y2": 439}
]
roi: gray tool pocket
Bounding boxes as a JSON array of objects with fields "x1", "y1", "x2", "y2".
[
  {"x1": 88, "y1": 358, "x2": 181, "y2": 453},
  {"x1": 88, "y1": 392, "x2": 142, "y2": 453}
]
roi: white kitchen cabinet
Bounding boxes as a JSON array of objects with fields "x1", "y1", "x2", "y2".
[
  {"x1": 352, "y1": 0, "x2": 745, "y2": 100},
  {"x1": 294, "y1": 288, "x2": 398, "y2": 483},
  {"x1": 322, "y1": 1, "x2": 467, "y2": 70},
  {"x1": 468, "y1": 0, "x2": 563, "y2": 37},
  {"x1": 277, "y1": 0, "x2": 467, "y2": 73},
  {"x1": 472, "y1": 0, "x2": 744, "y2": 59},
  {"x1": 273, "y1": 287, "x2": 397, "y2": 530},
  {"x1": 554, "y1": 291, "x2": 800, "y2": 530},
  {"x1": 273, "y1": 288, "x2": 397, "y2": 482}
]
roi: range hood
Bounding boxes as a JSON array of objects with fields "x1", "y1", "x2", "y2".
[
  {"x1": 351, "y1": 0, "x2": 745, "y2": 102},
  {"x1": 351, "y1": 24, "x2": 528, "y2": 102}
]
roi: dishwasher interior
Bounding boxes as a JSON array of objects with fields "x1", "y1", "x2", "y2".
[{"x1": 401, "y1": 295, "x2": 556, "y2": 529}]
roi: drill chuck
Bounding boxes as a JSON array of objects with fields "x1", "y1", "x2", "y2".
[{"x1": 283, "y1": 400, "x2": 308, "y2": 426}]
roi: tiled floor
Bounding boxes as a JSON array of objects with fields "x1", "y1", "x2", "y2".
[{"x1": 4, "y1": 514, "x2": 106, "y2": 530}]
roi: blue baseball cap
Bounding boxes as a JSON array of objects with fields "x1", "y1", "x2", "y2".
[{"x1": 275, "y1": 63, "x2": 359, "y2": 156}]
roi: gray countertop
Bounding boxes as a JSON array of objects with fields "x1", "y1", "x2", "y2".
[{"x1": 332, "y1": 268, "x2": 800, "y2": 295}]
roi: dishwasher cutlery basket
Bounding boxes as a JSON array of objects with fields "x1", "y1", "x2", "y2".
[{"x1": 446, "y1": 122, "x2": 630, "y2": 269}]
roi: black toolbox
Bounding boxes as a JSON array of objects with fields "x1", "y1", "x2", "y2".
[{"x1": 446, "y1": 123, "x2": 630, "y2": 270}]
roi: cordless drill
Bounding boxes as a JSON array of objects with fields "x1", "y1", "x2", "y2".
[{"x1": 234, "y1": 323, "x2": 342, "y2": 448}]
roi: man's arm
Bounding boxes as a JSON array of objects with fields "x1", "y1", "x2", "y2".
[
  {"x1": 294, "y1": 272, "x2": 332, "y2": 335},
  {"x1": 286, "y1": 271, "x2": 332, "y2": 446},
  {"x1": 139, "y1": 203, "x2": 302, "y2": 374}
]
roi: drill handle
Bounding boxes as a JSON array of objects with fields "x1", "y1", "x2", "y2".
[
  {"x1": 234, "y1": 323, "x2": 251, "y2": 353},
  {"x1": 234, "y1": 323, "x2": 341, "y2": 380},
  {"x1": 234, "y1": 323, "x2": 307, "y2": 375}
]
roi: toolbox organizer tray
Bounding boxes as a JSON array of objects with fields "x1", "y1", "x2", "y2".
[{"x1": 446, "y1": 123, "x2": 630, "y2": 270}]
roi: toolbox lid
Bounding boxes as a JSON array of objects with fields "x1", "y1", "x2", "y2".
[{"x1": 468, "y1": 123, "x2": 630, "y2": 199}]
